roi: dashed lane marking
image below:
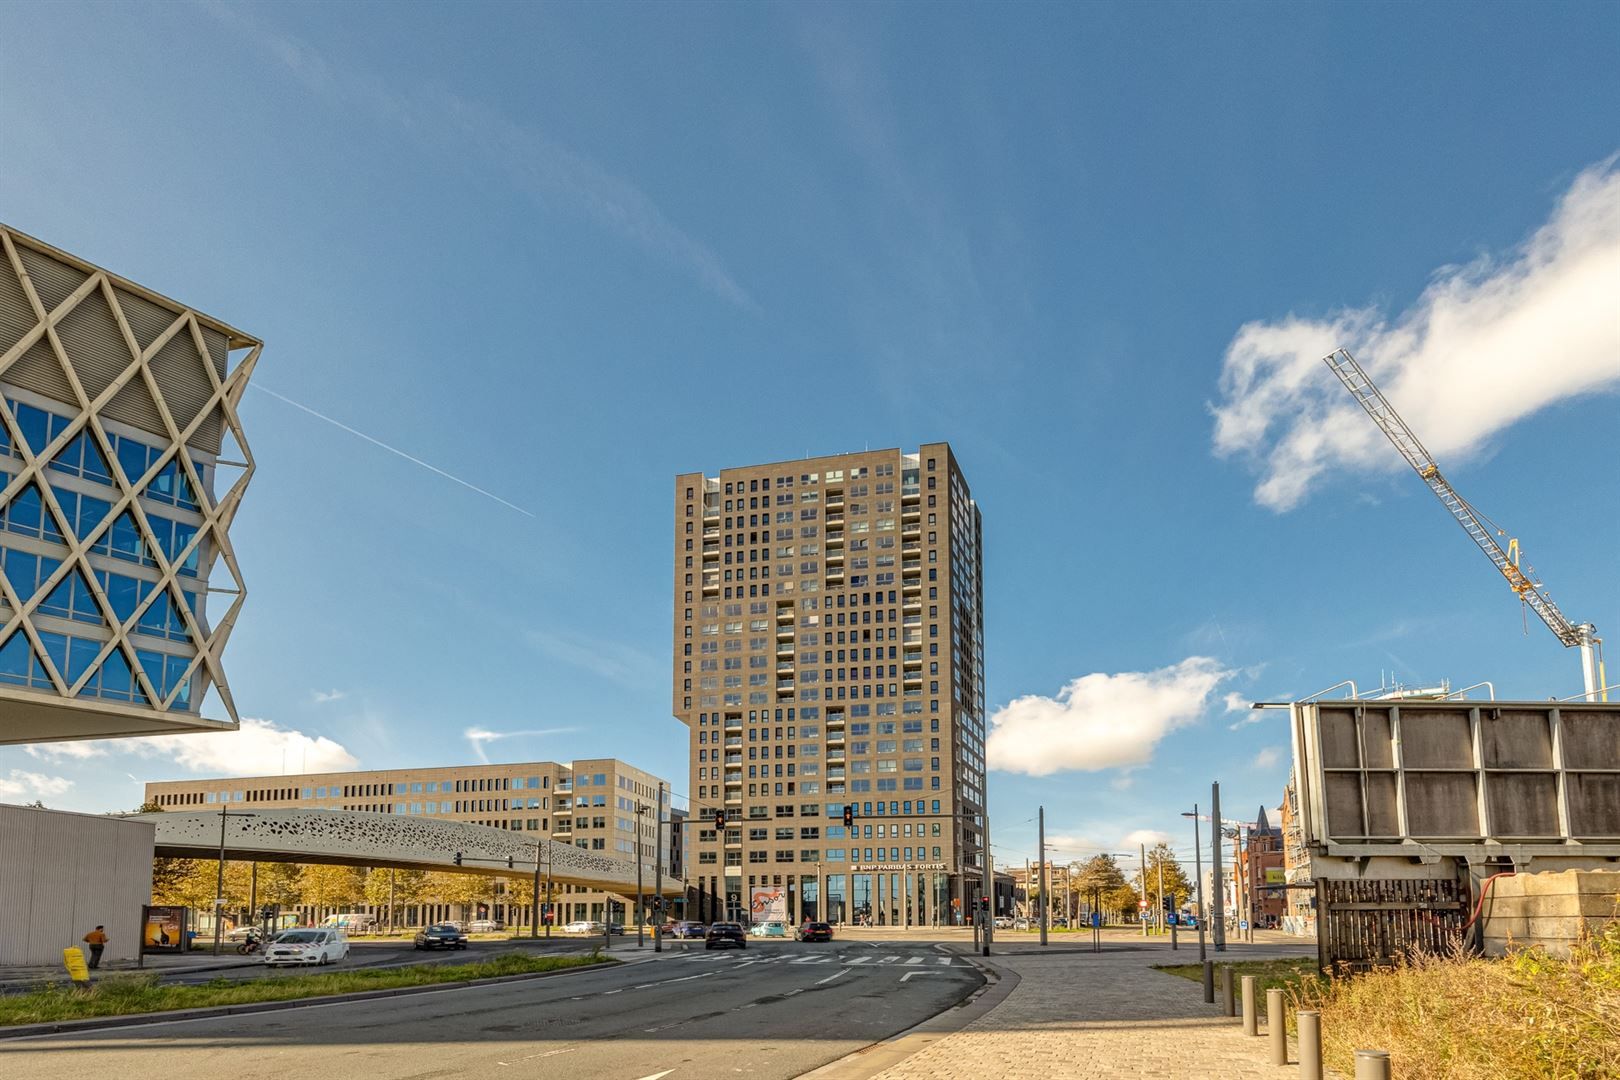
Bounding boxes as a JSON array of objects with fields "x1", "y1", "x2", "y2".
[{"x1": 815, "y1": 968, "x2": 851, "y2": 985}]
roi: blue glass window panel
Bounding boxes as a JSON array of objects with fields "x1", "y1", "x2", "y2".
[
  {"x1": 7, "y1": 484, "x2": 43, "y2": 535},
  {"x1": 38, "y1": 630, "x2": 68, "y2": 680},
  {"x1": 74, "y1": 494, "x2": 111, "y2": 542},
  {"x1": 47, "y1": 411, "x2": 71, "y2": 445},
  {"x1": 66, "y1": 635, "x2": 100, "y2": 684},
  {"x1": 138, "y1": 590, "x2": 171, "y2": 636},
  {"x1": 172, "y1": 522, "x2": 199, "y2": 575},
  {"x1": 79, "y1": 435, "x2": 112, "y2": 484},
  {"x1": 137, "y1": 648, "x2": 165, "y2": 694},
  {"x1": 0, "y1": 633, "x2": 30, "y2": 683},
  {"x1": 15, "y1": 404, "x2": 49, "y2": 455},
  {"x1": 103, "y1": 572, "x2": 141, "y2": 624},
  {"x1": 110, "y1": 512, "x2": 143, "y2": 562},
  {"x1": 39, "y1": 574, "x2": 73, "y2": 619},
  {"x1": 117, "y1": 439, "x2": 150, "y2": 486},
  {"x1": 99, "y1": 648, "x2": 135, "y2": 700},
  {"x1": 46, "y1": 433, "x2": 82, "y2": 477},
  {"x1": 166, "y1": 654, "x2": 192, "y2": 707},
  {"x1": 70, "y1": 573, "x2": 99, "y2": 624},
  {"x1": 175, "y1": 469, "x2": 198, "y2": 510},
  {"x1": 3, "y1": 549, "x2": 38, "y2": 597}
]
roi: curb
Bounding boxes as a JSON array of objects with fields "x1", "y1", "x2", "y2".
[
  {"x1": 794, "y1": 945, "x2": 1019, "y2": 1080},
  {"x1": 0, "y1": 958, "x2": 621, "y2": 1041}
]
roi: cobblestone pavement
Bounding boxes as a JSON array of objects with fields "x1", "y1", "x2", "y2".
[{"x1": 870, "y1": 933, "x2": 1333, "y2": 1080}]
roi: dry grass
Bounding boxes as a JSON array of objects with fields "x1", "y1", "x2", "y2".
[{"x1": 1292, "y1": 923, "x2": 1620, "y2": 1080}]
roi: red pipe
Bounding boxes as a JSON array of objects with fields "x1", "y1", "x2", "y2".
[{"x1": 1461, "y1": 871, "x2": 1516, "y2": 931}]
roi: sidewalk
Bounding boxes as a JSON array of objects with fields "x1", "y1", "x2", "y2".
[{"x1": 869, "y1": 933, "x2": 1327, "y2": 1080}]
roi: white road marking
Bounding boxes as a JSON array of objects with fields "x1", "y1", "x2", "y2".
[
  {"x1": 844, "y1": 956, "x2": 871, "y2": 965},
  {"x1": 633, "y1": 1071, "x2": 675, "y2": 1080},
  {"x1": 815, "y1": 967, "x2": 850, "y2": 985},
  {"x1": 876, "y1": 955, "x2": 899, "y2": 964},
  {"x1": 633, "y1": 971, "x2": 716, "y2": 990},
  {"x1": 791, "y1": 956, "x2": 831, "y2": 964},
  {"x1": 903, "y1": 957, "x2": 924, "y2": 966},
  {"x1": 936, "y1": 957, "x2": 952, "y2": 965},
  {"x1": 603, "y1": 989, "x2": 623, "y2": 994},
  {"x1": 784, "y1": 988, "x2": 805, "y2": 996},
  {"x1": 900, "y1": 971, "x2": 945, "y2": 982}
]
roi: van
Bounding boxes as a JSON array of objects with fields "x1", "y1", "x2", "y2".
[{"x1": 322, "y1": 913, "x2": 376, "y2": 933}]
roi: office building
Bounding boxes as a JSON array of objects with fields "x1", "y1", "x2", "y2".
[
  {"x1": 0, "y1": 224, "x2": 259, "y2": 743},
  {"x1": 674, "y1": 444, "x2": 986, "y2": 925},
  {"x1": 146, "y1": 757, "x2": 679, "y2": 925}
]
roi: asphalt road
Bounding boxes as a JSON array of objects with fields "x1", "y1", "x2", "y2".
[{"x1": 1, "y1": 938, "x2": 985, "y2": 1080}]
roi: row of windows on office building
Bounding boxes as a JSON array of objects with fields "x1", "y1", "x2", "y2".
[
  {"x1": 0, "y1": 629, "x2": 193, "y2": 706},
  {"x1": 4, "y1": 397, "x2": 206, "y2": 511}
]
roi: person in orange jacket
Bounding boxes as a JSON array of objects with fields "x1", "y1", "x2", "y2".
[{"x1": 82, "y1": 925, "x2": 108, "y2": 969}]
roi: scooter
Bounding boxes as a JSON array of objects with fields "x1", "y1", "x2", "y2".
[{"x1": 235, "y1": 929, "x2": 264, "y2": 955}]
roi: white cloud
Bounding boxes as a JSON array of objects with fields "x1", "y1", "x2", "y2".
[
  {"x1": 1122, "y1": 829, "x2": 1172, "y2": 848},
  {"x1": 23, "y1": 740, "x2": 108, "y2": 762},
  {"x1": 1253, "y1": 747, "x2": 1283, "y2": 769},
  {"x1": 1223, "y1": 692, "x2": 1250, "y2": 713},
  {"x1": 0, "y1": 769, "x2": 73, "y2": 799},
  {"x1": 986, "y1": 657, "x2": 1234, "y2": 776},
  {"x1": 311, "y1": 688, "x2": 347, "y2": 704},
  {"x1": 1212, "y1": 157, "x2": 1620, "y2": 512},
  {"x1": 127, "y1": 717, "x2": 357, "y2": 777},
  {"x1": 463, "y1": 726, "x2": 579, "y2": 765}
]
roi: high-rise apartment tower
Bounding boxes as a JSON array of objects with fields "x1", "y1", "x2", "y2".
[{"x1": 674, "y1": 444, "x2": 985, "y2": 926}]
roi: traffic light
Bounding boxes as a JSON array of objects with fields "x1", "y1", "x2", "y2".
[
  {"x1": 842, "y1": 804, "x2": 855, "y2": 828},
  {"x1": 1162, "y1": 893, "x2": 1173, "y2": 913},
  {"x1": 979, "y1": 897, "x2": 990, "y2": 913},
  {"x1": 507, "y1": 856, "x2": 515, "y2": 870},
  {"x1": 714, "y1": 808, "x2": 727, "y2": 830},
  {"x1": 453, "y1": 852, "x2": 463, "y2": 866}
]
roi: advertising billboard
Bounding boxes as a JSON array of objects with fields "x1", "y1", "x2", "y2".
[
  {"x1": 750, "y1": 886, "x2": 788, "y2": 925},
  {"x1": 142, "y1": 905, "x2": 187, "y2": 953}
]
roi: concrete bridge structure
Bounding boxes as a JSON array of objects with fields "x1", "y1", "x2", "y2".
[{"x1": 135, "y1": 808, "x2": 681, "y2": 895}]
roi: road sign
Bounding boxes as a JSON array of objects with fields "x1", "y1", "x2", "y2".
[
  {"x1": 1090, "y1": 912, "x2": 1101, "y2": 928},
  {"x1": 1240, "y1": 920, "x2": 1250, "y2": 930}
]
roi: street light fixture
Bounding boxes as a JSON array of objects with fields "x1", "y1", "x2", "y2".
[{"x1": 212, "y1": 805, "x2": 257, "y2": 956}]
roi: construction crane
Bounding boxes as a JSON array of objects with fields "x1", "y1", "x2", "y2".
[{"x1": 1324, "y1": 348, "x2": 1607, "y2": 702}]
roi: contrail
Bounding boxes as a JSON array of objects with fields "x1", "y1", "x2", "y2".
[
  {"x1": 464, "y1": 726, "x2": 578, "y2": 764},
  {"x1": 250, "y1": 384, "x2": 536, "y2": 518}
]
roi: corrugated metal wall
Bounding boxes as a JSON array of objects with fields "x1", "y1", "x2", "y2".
[
  {"x1": 1, "y1": 236, "x2": 225, "y2": 454},
  {"x1": 0, "y1": 804, "x2": 154, "y2": 966}
]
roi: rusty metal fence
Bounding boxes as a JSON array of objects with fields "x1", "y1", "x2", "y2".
[{"x1": 1316, "y1": 878, "x2": 1467, "y2": 972}]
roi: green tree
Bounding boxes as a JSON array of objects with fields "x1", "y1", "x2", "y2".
[{"x1": 256, "y1": 863, "x2": 304, "y2": 908}]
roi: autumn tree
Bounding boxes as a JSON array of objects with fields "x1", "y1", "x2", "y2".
[
  {"x1": 1133, "y1": 842, "x2": 1194, "y2": 909},
  {"x1": 300, "y1": 864, "x2": 365, "y2": 910}
]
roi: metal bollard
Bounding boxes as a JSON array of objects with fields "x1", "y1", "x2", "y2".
[
  {"x1": 1354, "y1": 1050, "x2": 1391, "y2": 1080},
  {"x1": 1202, "y1": 959, "x2": 1215, "y2": 1003},
  {"x1": 1241, "y1": 974, "x2": 1258, "y2": 1036},
  {"x1": 1267, "y1": 988, "x2": 1287, "y2": 1065},
  {"x1": 1298, "y1": 1010, "x2": 1322, "y2": 1080},
  {"x1": 1221, "y1": 965, "x2": 1235, "y2": 1017}
]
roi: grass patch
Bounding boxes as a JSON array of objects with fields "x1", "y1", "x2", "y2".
[
  {"x1": 0, "y1": 950, "x2": 611, "y2": 1028},
  {"x1": 1158, "y1": 956, "x2": 1321, "y2": 997}
]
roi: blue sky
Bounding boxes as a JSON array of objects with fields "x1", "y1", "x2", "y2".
[{"x1": 3, "y1": 1, "x2": 1617, "y2": 872}]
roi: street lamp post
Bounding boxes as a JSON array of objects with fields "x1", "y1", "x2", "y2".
[
  {"x1": 1181, "y1": 807, "x2": 1207, "y2": 961},
  {"x1": 654, "y1": 782, "x2": 665, "y2": 953},
  {"x1": 635, "y1": 800, "x2": 649, "y2": 948},
  {"x1": 212, "y1": 806, "x2": 257, "y2": 956},
  {"x1": 1211, "y1": 780, "x2": 1226, "y2": 952}
]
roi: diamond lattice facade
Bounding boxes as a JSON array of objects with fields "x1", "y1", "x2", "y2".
[
  {"x1": 674, "y1": 444, "x2": 987, "y2": 926},
  {"x1": 0, "y1": 225, "x2": 258, "y2": 743}
]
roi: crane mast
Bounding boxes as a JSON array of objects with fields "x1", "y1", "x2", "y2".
[{"x1": 1323, "y1": 348, "x2": 1606, "y2": 701}]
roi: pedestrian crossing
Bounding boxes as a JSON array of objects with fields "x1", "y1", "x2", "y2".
[{"x1": 676, "y1": 951, "x2": 966, "y2": 968}]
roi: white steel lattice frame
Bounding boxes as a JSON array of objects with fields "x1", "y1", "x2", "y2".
[{"x1": 0, "y1": 225, "x2": 258, "y2": 733}]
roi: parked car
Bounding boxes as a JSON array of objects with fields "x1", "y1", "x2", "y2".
[
  {"x1": 467, "y1": 919, "x2": 503, "y2": 933},
  {"x1": 322, "y1": 913, "x2": 376, "y2": 934},
  {"x1": 265, "y1": 929, "x2": 348, "y2": 966},
  {"x1": 414, "y1": 924, "x2": 469, "y2": 950},
  {"x1": 606, "y1": 922, "x2": 626, "y2": 935},
  {"x1": 794, "y1": 921, "x2": 832, "y2": 942},
  {"x1": 993, "y1": 916, "x2": 1013, "y2": 929},
  {"x1": 668, "y1": 921, "x2": 707, "y2": 939},
  {"x1": 1013, "y1": 918, "x2": 1031, "y2": 930},
  {"x1": 562, "y1": 920, "x2": 603, "y2": 934},
  {"x1": 705, "y1": 921, "x2": 747, "y2": 950},
  {"x1": 749, "y1": 921, "x2": 787, "y2": 938}
]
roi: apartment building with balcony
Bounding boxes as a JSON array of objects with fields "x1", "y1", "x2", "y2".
[
  {"x1": 674, "y1": 443, "x2": 986, "y2": 925},
  {"x1": 145, "y1": 757, "x2": 678, "y2": 926}
]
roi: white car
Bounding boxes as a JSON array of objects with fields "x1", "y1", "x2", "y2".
[
  {"x1": 563, "y1": 920, "x2": 604, "y2": 934},
  {"x1": 467, "y1": 919, "x2": 503, "y2": 933},
  {"x1": 264, "y1": 929, "x2": 349, "y2": 966}
]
